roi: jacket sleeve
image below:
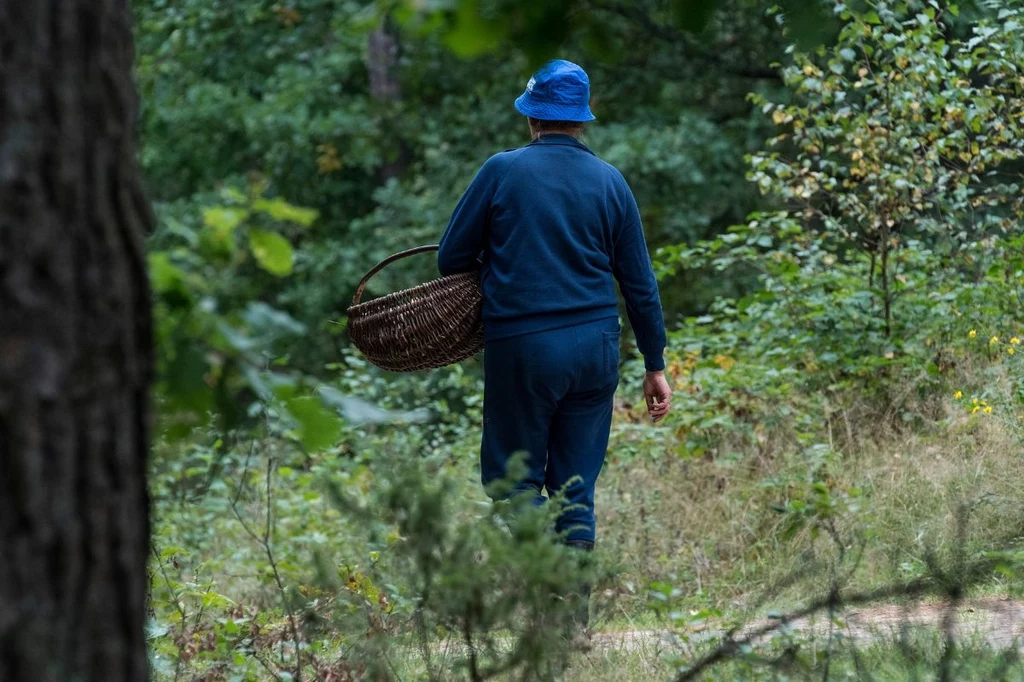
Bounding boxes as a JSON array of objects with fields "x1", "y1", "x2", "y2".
[
  {"x1": 438, "y1": 161, "x2": 496, "y2": 276},
  {"x1": 612, "y1": 184, "x2": 667, "y2": 372}
]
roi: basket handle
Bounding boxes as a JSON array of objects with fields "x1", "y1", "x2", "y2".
[{"x1": 351, "y1": 244, "x2": 440, "y2": 306}]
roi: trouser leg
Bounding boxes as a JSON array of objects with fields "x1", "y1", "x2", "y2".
[
  {"x1": 544, "y1": 321, "x2": 619, "y2": 543},
  {"x1": 480, "y1": 329, "x2": 573, "y2": 503},
  {"x1": 545, "y1": 319, "x2": 619, "y2": 644}
]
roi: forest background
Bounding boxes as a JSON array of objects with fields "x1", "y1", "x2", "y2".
[{"x1": 136, "y1": 0, "x2": 1024, "y2": 680}]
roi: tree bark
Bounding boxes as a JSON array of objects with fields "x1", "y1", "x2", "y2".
[
  {"x1": 0, "y1": 1, "x2": 153, "y2": 681},
  {"x1": 368, "y1": 19, "x2": 402, "y2": 103},
  {"x1": 368, "y1": 15, "x2": 408, "y2": 181}
]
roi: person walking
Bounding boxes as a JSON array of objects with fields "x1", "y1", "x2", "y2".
[{"x1": 438, "y1": 59, "x2": 671, "y2": 642}]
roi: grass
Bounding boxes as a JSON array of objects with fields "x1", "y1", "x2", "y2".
[
  {"x1": 149, "y1": 362, "x2": 1024, "y2": 680},
  {"x1": 383, "y1": 625, "x2": 1024, "y2": 681},
  {"x1": 596, "y1": 394, "x2": 1024, "y2": 624}
]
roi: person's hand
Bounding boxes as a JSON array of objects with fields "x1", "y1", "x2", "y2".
[{"x1": 643, "y1": 370, "x2": 672, "y2": 424}]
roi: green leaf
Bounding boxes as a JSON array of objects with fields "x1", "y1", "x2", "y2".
[
  {"x1": 864, "y1": 11, "x2": 882, "y2": 25},
  {"x1": 241, "y1": 302, "x2": 307, "y2": 337},
  {"x1": 240, "y1": 364, "x2": 272, "y2": 400},
  {"x1": 252, "y1": 198, "x2": 319, "y2": 227},
  {"x1": 148, "y1": 252, "x2": 186, "y2": 295},
  {"x1": 286, "y1": 396, "x2": 342, "y2": 452},
  {"x1": 201, "y1": 591, "x2": 236, "y2": 609},
  {"x1": 146, "y1": 621, "x2": 170, "y2": 641},
  {"x1": 248, "y1": 229, "x2": 294, "y2": 277},
  {"x1": 318, "y1": 386, "x2": 432, "y2": 425},
  {"x1": 219, "y1": 187, "x2": 248, "y2": 204},
  {"x1": 444, "y1": 0, "x2": 504, "y2": 58},
  {"x1": 159, "y1": 545, "x2": 188, "y2": 559},
  {"x1": 202, "y1": 206, "x2": 248, "y2": 234},
  {"x1": 216, "y1": 322, "x2": 259, "y2": 353}
]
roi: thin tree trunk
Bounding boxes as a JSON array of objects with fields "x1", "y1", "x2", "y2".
[
  {"x1": 368, "y1": 19, "x2": 401, "y2": 103},
  {"x1": 0, "y1": 1, "x2": 154, "y2": 681},
  {"x1": 368, "y1": 15, "x2": 407, "y2": 181},
  {"x1": 879, "y1": 226, "x2": 892, "y2": 338}
]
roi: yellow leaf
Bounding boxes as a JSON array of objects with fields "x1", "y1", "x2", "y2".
[
  {"x1": 316, "y1": 143, "x2": 342, "y2": 174},
  {"x1": 713, "y1": 354, "x2": 736, "y2": 371}
]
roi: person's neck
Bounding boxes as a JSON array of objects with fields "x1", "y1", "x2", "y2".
[{"x1": 531, "y1": 130, "x2": 579, "y2": 141}]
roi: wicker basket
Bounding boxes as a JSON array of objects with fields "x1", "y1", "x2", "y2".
[{"x1": 347, "y1": 245, "x2": 483, "y2": 372}]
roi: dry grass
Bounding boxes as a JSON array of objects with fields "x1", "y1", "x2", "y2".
[{"x1": 595, "y1": 387, "x2": 1024, "y2": 627}]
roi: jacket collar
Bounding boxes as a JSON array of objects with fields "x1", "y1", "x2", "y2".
[{"x1": 527, "y1": 133, "x2": 595, "y2": 155}]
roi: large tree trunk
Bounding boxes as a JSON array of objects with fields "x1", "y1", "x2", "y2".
[{"x1": 0, "y1": 1, "x2": 153, "y2": 681}]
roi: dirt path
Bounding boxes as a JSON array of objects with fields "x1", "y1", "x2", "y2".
[{"x1": 590, "y1": 598, "x2": 1024, "y2": 653}]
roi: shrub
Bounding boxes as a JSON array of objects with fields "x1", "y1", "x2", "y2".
[{"x1": 652, "y1": 1, "x2": 1024, "y2": 453}]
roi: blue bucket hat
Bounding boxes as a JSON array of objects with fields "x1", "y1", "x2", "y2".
[{"x1": 514, "y1": 59, "x2": 596, "y2": 122}]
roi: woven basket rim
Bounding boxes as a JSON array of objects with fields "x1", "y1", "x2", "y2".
[
  {"x1": 346, "y1": 271, "x2": 478, "y2": 316},
  {"x1": 346, "y1": 246, "x2": 483, "y2": 372}
]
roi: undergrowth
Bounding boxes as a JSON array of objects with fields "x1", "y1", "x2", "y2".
[{"x1": 145, "y1": 4, "x2": 1024, "y2": 679}]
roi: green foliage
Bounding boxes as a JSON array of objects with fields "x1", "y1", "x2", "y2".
[
  {"x1": 653, "y1": 1, "x2": 1024, "y2": 453},
  {"x1": 135, "y1": 0, "x2": 795, "y2": 358},
  {"x1": 149, "y1": 418, "x2": 592, "y2": 680},
  {"x1": 138, "y1": 1, "x2": 1024, "y2": 681},
  {"x1": 751, "y1": 0, "x2": 1024, "y2": 274},
  {"x1": 334, "y1": 456, "x2": 596, "y2": 680},
  {"x1": 150, "y1": 180, "x2": 329, "y2": 432},
  {"x1": 399, "y1": 0, "x2": 836, "y2": 66}
]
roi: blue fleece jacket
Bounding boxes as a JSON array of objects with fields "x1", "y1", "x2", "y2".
[{"x1": 438, "y1": 134, "x2": 666, "y2": 372}]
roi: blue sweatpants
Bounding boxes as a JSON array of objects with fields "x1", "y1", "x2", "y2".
[{"x1": 481, "y1": 316, "x2": 620, "y2": 543}]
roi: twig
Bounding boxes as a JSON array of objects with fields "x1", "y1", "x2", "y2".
[
  {"x1": 821, "y1": 586, "x2": 837, "y2": 682},
  {"x1": 672, "y1": 554, "x2": 999, "y2": 682},
  {"x1": 415, "y1": 599, "x2": 438, "y2": 681},
  {"x1": 463, "y1": 610, "x2": 481, "y2": 682},
  {"x1": 231, "y1": 439, "x2": 257, "y2": 508},
  {"x1": 151, "y1": 544, "x2": 188, "y2": 682},
  {"x1": 229, "y1": 455, "x2": 304, "y2": 681},
  {"x1": 936, "y1": 590, "x2": 960, "y2": 682},
  {"x1": 846, "y1": 636, "x2": 877, "y2": 682},
  {"x1": 937, "y1": 507, "x2": 971, "y2": 682},
  {"x1": 252, "y1": 650, "x2": 285, "y2": 682}
]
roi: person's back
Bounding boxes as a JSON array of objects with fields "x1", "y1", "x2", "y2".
[
  {"x1": 439, "y1": 133, "x2": 665, "y2": 365},
  {"x1": 477, "y1": 137, "x2": 631, "y2": 333},
  {"x1": 437, "y1": 59, "x2": 672, "y2": 648}
]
